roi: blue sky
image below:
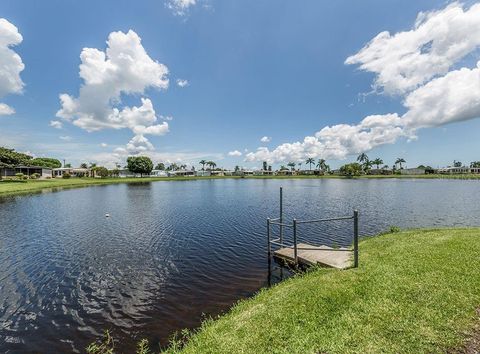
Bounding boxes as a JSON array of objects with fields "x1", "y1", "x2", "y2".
[{"x1": 0, "y1": 0, "x2": 480, "y2": 169}]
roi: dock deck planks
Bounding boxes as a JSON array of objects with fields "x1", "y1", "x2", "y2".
[{"x1": 273, "y1": 243, "x2": 352, "y2": 269}]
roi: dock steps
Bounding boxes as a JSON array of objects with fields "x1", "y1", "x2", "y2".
[{"x1": 273, "y1": 243, "x2": 352, "y2": 269}]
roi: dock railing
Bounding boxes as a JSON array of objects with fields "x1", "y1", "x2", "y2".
[{"x1": 267, "y1": 210, "x2": 359, "y2": 268}]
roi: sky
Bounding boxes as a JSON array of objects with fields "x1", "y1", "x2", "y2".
[{"x1": 0, "y1": 0, "x2": 480, "y2": 169}]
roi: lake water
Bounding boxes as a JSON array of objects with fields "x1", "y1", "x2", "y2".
[{"x1": 1, "y1": 178, "x2": 480, "y2": 352}]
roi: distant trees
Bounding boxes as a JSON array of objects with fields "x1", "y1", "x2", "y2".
[
  {"x1": 155, "y1": 162, "x2": 165, "y2": 170},
  {"x1": 199, "y1": 160, "x2": 207, "y2": 170},
  {"x1": 287, "y1": 162, "x2": 296, "y2": 171},
  {"x1": 339, "y1": 163, "x2": 362, "y2": 177},
  {"x1": 471, "y1": 161, "x2": 480, "y2": 168},
  {"x1": 30, "y1": 158, "x2": 62, "y2": 168},
  {"x1": 453, "y1": 160, "x2": 462, "y2": 167},
  {"x1": 95, "y1": 166, "x2": 109, "y2": 178},
  {"x1": 306, "y1": 158, "x2": 315, "y2": 170},
  {"x1": 395, "y1": 158, "x2": 406, "y2": 169},
  {"x1": 127, "y1": 156, "x2": 153, "y2": 177},
  {"x1": 80, "y1": 163, "x2": 88, "y2": 169},
  {"x1": 317, "y1": 159, "x2": 329, "y2": 172},
  {"x1": 357, "y1": 153, "x2": 371, "y2": 173},
  {"x1": 372, "y1": 158, "x2": 383, "y2": 170},
  {"x1": 207, "y1": 161, "x2": 217, "y2": 170},
  {"x1": 262, "y1": 161, "x2": 268, "y2": 171},
  {"x1": 357, "y1": 153, "x2": 369, "y2": 164},
  {"x1": 0, "y1": 147, "x2": 32, "y2": 168}
]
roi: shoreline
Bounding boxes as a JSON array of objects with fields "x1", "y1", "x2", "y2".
[
  {"x1": 173, "y1": 227, "x2": 480, "y2": 353},
  {"x1": 85, "y1": 227, "x2": 480, "y2": 353},
  {"x1": 1, "y1": 174, "x2": 480, "y2": 197}
]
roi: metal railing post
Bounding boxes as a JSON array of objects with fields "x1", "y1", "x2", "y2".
[
  {"x1": 353, "y1": 210, "x2": 359, "y2": 268},
  {"x1": 293, "y1": 218, "x2": 298, "y2": 265},
  {"x1": 267, "y1": 218, "x2": 271, "y2": 259},
  {"x1": 279, "y1": 187, "x2": 283, "y2": 245}
]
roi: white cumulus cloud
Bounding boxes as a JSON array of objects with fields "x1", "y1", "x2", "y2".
[
  {"x1": 260, "y1": 136, "x2": 271, "y2": 143},
  {"x1": 228, "y1": 150, "x2": 242, "y2": 157},
  {"x1": 345, "y1": 2, "x2": 480, "y2": 95},
  {"x1": 0, "y1": 19, "x2": 24, "y2": 115},
  {"x1": 246, "y1": 3, "x2": 480, "y2": 164},
  {"x1": 56, "y1": 29, "x2": 170, "y2": 154}
]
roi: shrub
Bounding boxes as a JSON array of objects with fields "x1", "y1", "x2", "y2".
[
  {"x1": 62, "y1": 172, "x2": 71, "y2": 179},
  {"x1": 15, "y1": 173, "x2": 24, "y2": 180},
  {"x1": 30, "y1": 173, "x2": 40, "y2": 179}
]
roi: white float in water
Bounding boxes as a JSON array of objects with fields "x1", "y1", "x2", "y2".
[{"x1": 105, "y1": 213, "x2": 110, "y2": 218}]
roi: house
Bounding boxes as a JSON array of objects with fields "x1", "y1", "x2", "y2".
[
  {"x1": 0, "y1": 165, "x2": 52, "y2": 179},
  {"x1": 276, "y1": 170, "x2": 295, "y2": 176},
  {"x1": 254, "y1": 170, "x2": 274, "y2": 176},
  {"x1": 116, "y1": 169, "x2": 140, "y2": 178},
  {"x1": 211, "y1": 170, "x2": 224, "y2": 176},
  {"x1": 150, "y1": 170, "x2": 168, "y2": 177},
  {"x1": 53, "y1": 167, "x2": 90, "y2": 178},
  {"x1": 196, "y1": 170, "x2": 211, "y2": 177},
  {"x1": 438, "y1": 166, "x2": 480, "y2": 174},
  {"x1": 400, "y1": 168, "x2": 426, "y2": 175},
  {"x1": 167, "y1": 170, "x2": 195, "y2": 177}
]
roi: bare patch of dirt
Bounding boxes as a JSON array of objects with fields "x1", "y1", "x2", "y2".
[{"x1": 449, "y1": 308, "x2": 480, "y2": 354}]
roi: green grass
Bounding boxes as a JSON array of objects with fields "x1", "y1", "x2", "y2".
[
  {"x1": 1, "y1": 173, "x2": 479, "y2": 197},
  {"x1": 173, "y1": 228, "x2": 480, "y2": 353},
  {"x1": 0, "y1": 176, "x2": 234, "y2": 196}
]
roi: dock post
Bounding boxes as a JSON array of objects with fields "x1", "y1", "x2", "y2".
[
  {"x1": 353, "y1": 210, "x2": 359, "y2": 268},
  {"x1": 279, "y1": 187, "x2": 283, "y2": 245},
  {"x1": 293, "y1": 218, "x2": 298, "y2": 265},
  {"x1": 267, "y1": 218, "x2": 271, "y2": 259}
]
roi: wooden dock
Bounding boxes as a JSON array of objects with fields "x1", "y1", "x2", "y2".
[{"x1": 273, "y1": 243, "x2": 352, "y2": 269}]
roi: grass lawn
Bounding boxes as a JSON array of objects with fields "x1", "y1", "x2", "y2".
[
  {"x1": 172, "y1": 228, "x2": 480, "y2": 353},
  {"x1": 0, "y1": 176, "x2": 232, "y2": 196}
]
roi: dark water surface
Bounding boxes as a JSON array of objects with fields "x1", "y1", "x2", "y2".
[{"x1": 1, "y1": 178, "x2": 480, "y2": 352}]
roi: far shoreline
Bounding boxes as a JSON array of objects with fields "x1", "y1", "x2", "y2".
[{"x1": 1, "y1": 173, "x2": 480, "y2": 198}]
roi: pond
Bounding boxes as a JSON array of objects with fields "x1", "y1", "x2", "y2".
[{"x1": 1, "y1": 178, "x2": 480, "y2": 352}]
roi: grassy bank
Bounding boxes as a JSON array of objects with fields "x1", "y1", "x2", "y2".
[
  {"x1": 171, "y1": 228, "x2": 480, "y2": 353},
  {"x1": 1, "y1": 174, "x2": 479, "y2": 197},
  {"x1": 0, "y1": 176, "x2": 231, "y2": 196}
]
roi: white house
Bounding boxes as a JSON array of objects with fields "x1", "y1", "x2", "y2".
[
  {"x1": 196, "y1": 170, "x2": 211, "y2": 177},
  {"x1": 167, "y1": 170, "x2": 195, "y2": 177},
  {"x1": 150, "y1": 170, "x2": 168, "y2": 177},
  {"x1": 1, "y1": 165, "x2": 52, "y2": 179},
  {"x1": 53, "y1": 167, "x2": 90, "y2": 178}
]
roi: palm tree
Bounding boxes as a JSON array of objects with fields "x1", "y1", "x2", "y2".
[
  {"x1": 306, "y1": 158, "x2": 315, "y2": 170},
  {"x1": 287, "y1": 162, "x2": 296, "y2": 171},
  {"x1": 372, "y1": 158, "x2": 383, "y2": 170},
  {"x1": 357, "y1": 153, "x2": 369, "y2": 163},
  {"x1": 280, "y1": 165, "x2": 288, "y2": 171},
  {"x1": 317, "y1": 159, "x2": 327, "y2": 171},
  {"x1": 395, "y1": 158, "x2": 406, "y2": 169},
  {"x1": 199, "y1": 160, "x2": 207, "y2": 171},
  {"x1": 207, "y1": 161, "x2": 216, "y2": 170}
]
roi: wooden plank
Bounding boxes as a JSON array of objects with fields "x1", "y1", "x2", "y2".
[{"x1": 273, "y1": 243, "x2": 352, "y2": 269}]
